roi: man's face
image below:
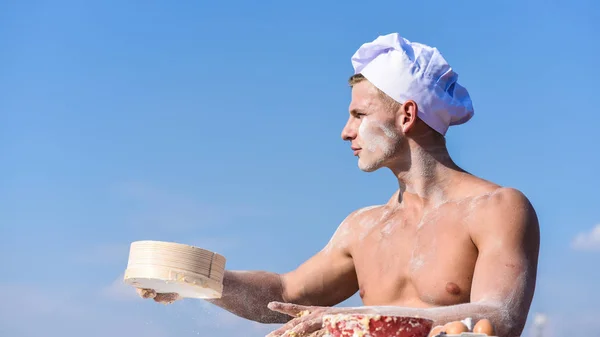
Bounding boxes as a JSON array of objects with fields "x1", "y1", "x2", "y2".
[{"x1": 341, "y1": 80, "x2": 404, "y2": 172}]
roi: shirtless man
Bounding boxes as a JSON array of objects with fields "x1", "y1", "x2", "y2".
[{"x1": 137, "y1": 33, "x2": 540, "y2": 337}]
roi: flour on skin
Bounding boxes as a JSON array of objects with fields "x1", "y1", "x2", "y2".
[
  {"x1": 410, "y1": 254, "x2": 426, "y2": 271},
  {"x1": 463, "y1": 191, "x2": 494, "y2": 222},
  {"x1": 356, "y1": 116, "x2": 401, "y2": 172},
  {"x1": 409, "y1": 205, "x2": 443, "y2": 272},
  {"x1": 321, "y1": 205, "x2": 381, "y2": 254},
  {"x1": 357, "y1": 116, "x2": 398, "y2": 154},
  {"x1": 358, "y1": 206, "x2": 388, "y2": 241},
  {"x1": 407, "y1": 190, "x2": 506, "y2": 273},
  {"x1": 380, "y1": 220, "x2": 396, "y2": 237}
]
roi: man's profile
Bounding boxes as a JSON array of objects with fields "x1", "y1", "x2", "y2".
[{"x1": 137, "y1": 33, "x2": 540, "y2": 337}]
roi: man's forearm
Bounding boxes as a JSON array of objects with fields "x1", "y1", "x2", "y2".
[
  {"x1": 206, "y1": 270, "x2": 291, "y2": 324},
  {"x1": 342, "y1": 302, "x2": 521, "y2": 337}
]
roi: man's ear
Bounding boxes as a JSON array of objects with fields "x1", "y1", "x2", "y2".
[{"x1": 398, "y1": 100, "x2": 419, "y2": 133}]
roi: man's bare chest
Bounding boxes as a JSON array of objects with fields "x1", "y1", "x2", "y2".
[{"x1": 348, "y1": 204, "x2": 479, "y2": 306}]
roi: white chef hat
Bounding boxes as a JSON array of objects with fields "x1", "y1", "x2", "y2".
[{"x1": 351, "y1": 33, "x2": 474, "y2": 136}]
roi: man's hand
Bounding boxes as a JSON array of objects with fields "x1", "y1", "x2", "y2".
[
  {"x1": 265, "y1": 302, "x2": 340, "y2": 337},
  {"x1": 136, "y1": 288, "x2": 181, "y2": 305}
]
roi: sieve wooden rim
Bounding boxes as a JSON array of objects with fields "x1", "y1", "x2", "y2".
[{"x1": 126, "y1": 240, "x2": 226, "y2": 282}]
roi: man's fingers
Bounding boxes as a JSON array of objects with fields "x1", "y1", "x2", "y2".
[
  {"x1": 136, "y1": 288, "x2": 157, "y2": 299},
  {"x1": 154, "y1": 293, "x2": 180, "y2": 304},
  {"x1": 265, "y1": 318, "x2": 301, "y2": 337},
  {"x1": 286, "y1": 318, "x2": 322, "y2": 336},
  {"x1": 308, "y1": 329, "x2": 327, "y2": 337},
  {"x1": 266, "y1": 316, "x2": 309, "y2": 337},
  {"x1": 268, "y1": 301, "x2": 310, "y2": 317},
  {"x1": 135, "y1": 288, "x2": 180, "y2": 304},
  {"x1": 265, "y1": 302, "x2": 326, "y2": 337}
]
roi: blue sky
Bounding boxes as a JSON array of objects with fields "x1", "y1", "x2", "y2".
[{"x1": 1, "y1": 0, "x2": 598, "y2": 336}]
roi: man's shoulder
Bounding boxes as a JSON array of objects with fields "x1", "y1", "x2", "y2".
[
  {"x1": 349, "y1": 204, "x2": 386, "y2": 219},
  {"x1": 456, "y1": 174, "x2": 533, "y2": 210},
  {"x1": 323, "y1": 204, "x2": 386, "y2": 254},
  {"x1": 337, "y1": 204, "x2": 386, "y2": 231},
  {"x1": 467, "y1": 186, "x2": 539, "y2": 244},
  {"x1": 474, "y1": 186, "x2": 535, "y2": 215},
  {"x1": 336, "y1": 203, "x2": 387, "y2": 231}
]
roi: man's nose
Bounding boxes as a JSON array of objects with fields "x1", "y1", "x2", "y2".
[{"x1": 341, "y1": 119, "x2": 357, "y2": 141}]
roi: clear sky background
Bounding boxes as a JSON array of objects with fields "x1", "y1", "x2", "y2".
[{"x1": 1, "y1": 1, "x2": 598, "y2": 336}]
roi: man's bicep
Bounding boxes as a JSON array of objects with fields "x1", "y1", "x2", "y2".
[
  {"x1": 280, "y1": 213, "x2": 360, "y2": 307},
  {"x1": 281, "y1": 246, "x2": 359, "y2": 307},
  {"x1": 469, "y1": 189, "x2": 540, "y2": 328},
  {"x1": 470, "y1": 237, "x2": 535, "y2": 305}
]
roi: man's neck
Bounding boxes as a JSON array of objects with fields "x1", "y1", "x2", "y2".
[{"x1": 391, "y1": 143, "x2": 461, "y2": 206}]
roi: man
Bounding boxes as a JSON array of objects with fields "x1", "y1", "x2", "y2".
[{"x1": 137, "y1": 33, "x2": 540, "y2": 337}]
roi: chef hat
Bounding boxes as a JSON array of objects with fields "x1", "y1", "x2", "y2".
[{"x1": 351, "y1": 33, "x2": 474, "y2": 136}]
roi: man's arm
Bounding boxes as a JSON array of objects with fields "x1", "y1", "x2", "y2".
[
  {"x1": 464, "y1": 187, "x2": 540, "y2": 336},
  {"x1": 207, "y1": 213, "x2": 360, "y2": 323},
  {"x1": 205, "y1": 270, "x2": 289, "y2": 323},
  {"x1": 302, "y1": 188, "x2": 539, "y2": 337}
]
